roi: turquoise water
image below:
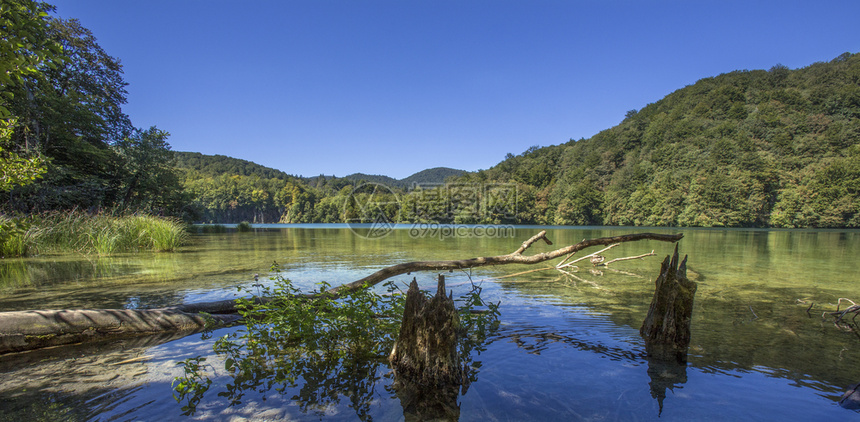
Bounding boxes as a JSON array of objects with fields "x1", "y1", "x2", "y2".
[{"x1": 0, "y1": 226, "x2": 858, "y2": 420}]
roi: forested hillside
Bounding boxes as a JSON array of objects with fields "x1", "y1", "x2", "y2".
[
  {"x1": 174, "y1": 152, "x2": 294, "y2": 180},
  {"x1": 454, "y1": 52, "x2": 860, "y2": 228},
  {"x1": 174, "y1": 153, "x2": 468, "y2": 223},
  {"x1": 4, "y1": 3, "x2": 856, "y2": 229}
]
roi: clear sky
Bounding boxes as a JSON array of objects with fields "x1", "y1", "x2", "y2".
[{"x1": 51, "y1": 0, "x2": 860, "y2": 179}]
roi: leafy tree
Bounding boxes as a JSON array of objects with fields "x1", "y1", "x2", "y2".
[
  {"x1": 0, "y1": 0, "x2": 60, "y2": 116},
  {"x1": 114, "y1": 126, "x2": 185, "y2": 214},
  {"x1": 3, "y1": 14, "x2": 134, "y2": 211},
  {"x1": 0, "y1": 0, "x2": 59, "y2": 191},
  {"x1": 0, "y1": 119, "x2": 45, "y2": 191}
]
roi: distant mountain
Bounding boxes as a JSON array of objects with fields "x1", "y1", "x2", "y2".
[
  {"x1": 343, "y1": 173, "x2": 402, "y2": 187},
  {"x1": 402, "y1": 167, "x2": 468, "y2": 186},
  {"x1": 344, "y1": 167, "x2": 467, "y2": 188}
]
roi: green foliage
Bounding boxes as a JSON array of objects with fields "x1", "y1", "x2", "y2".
[
  {"x1": 171, "y1": 356, "x2": 212, "y2": 416},
  {"x1": 445, "y1": 52, "x2": 860, "y2": 228},
  {"x1": 0, "y1": 118, "x2": 45, "y2": 191},
  {"x1": 400, "y1": 167, "x2": 467, "y2": 186},
  {"x1": 173, "y1": 265, "x2": 500, "y2": 417},
  {"x1": 235, "y1": 221, "x2": 252, "y2": 232},
  {"x1": 114, "y1": 126, "x2": 186, "y2": 215},
  {"x1": 175, "y1": 152, "x2": 469, "y2": 224},
  {"x1": 0, "y1": 211, "x2": 188, "y2": 256},
  {"x1": 1, "y1": 11, "x2": 188, "y2": 216},
  {"x1": 0, "y1": 214, "x2": 38, "y2": 257},
  {"x1": 174, "y1": 151, "x2": 295, "y2": 180},
  {"x1": 0, "y1": 0, "x2": 61, "y2": 117}
]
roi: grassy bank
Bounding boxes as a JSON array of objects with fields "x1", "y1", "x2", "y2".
[{"x1": 0, "y1": 212, "x2": 188, "y2": 257}]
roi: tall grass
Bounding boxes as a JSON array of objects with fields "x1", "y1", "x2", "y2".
[{"x1": 0, "y1": 212, "x2": 188, "y2": 257}]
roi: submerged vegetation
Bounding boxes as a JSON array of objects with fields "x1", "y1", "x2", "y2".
[
  {"x1": 173, "y1": 264, "x2": 500, "y2": 417},
  {"x1": 0, "y1": 212, "x2": 187, "y2": 257}
]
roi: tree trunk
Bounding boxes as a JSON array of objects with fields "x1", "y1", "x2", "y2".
[
  {"x1": 0, "y1": 308, "x2": 238, "y2": 354},
  {"x1": 639, "y1": 244, "x2": 697, "y2": 363}
]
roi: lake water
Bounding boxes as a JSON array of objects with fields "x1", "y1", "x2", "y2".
[{"x1": 1, "y1": 225, "x2": 859, "y2": 421}]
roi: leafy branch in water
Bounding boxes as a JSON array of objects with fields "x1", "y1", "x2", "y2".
[
  {"x1": 171, "y1": 356, "x2": 212, "y2": 416},
  {"x1": 173, "y1": 262, "x2": 500, "y2": 418}
]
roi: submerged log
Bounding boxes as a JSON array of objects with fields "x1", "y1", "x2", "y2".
[
  {"x1": 389, "y1": 275, "x2": 464, "y2": 386},
  {"x1": 639, "y1": 244, "x2": 697, "y2": 363},
  {"x1": 0, "y1": 308, "x2": 238, "y2": 354}
]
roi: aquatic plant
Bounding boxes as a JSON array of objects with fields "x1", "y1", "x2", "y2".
[
  {"x1": 173, "y1": 262, "x2": 500, "y2": 417},
  {"x1": 0, "y1": 211, "x2": 188, "y2": 257},
  {"x1": 191, "y1": 224, "x2": 227, "y2": 233},
  {"x1": 235, "y1": 221, "x2": 252, "y2": 232}
]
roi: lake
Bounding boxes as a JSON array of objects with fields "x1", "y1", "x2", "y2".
[{"x1": 1, "y1": 225, "x2": 859, "y2": 421}]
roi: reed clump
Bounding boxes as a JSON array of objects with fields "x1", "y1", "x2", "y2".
[{"x1": 0, "y1": 211, "x2": 188, "y2": 257}]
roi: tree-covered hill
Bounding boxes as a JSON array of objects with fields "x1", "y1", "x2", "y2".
[
  {"x1": 343, "y1": 173, "x2": 402, "y2": 188},
  {"x1": 174, "y1": 152, "x2": 295, "y2": 180},
  {"x1": 402, "y1": 167, "x2": 467, "y2": 186},
  {"x1": 342, "y1": 167, "x2": 467, "y2": 189},
  {"x1": 174, "y1": 152, "x2": 470, "y2": 223},
  {"x1": 6, "y1": 4, "x2": 854, "y2": 230},
  {"x1": 455, "y1": 52, "x2": 860, "y2": 228}
]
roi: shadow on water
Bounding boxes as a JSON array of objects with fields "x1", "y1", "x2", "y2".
[{"x1": 0, "y1": 331, "x2": 204, "y2": 422}]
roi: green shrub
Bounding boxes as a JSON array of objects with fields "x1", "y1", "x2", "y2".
[
  {"x1": 0, "y1": 215, "x2": 37, "y2": 257},
  {"x1": 236, "y1": 221, "x2": 252, "y2": 232}
]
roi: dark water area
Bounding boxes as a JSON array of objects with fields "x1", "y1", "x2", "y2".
[{"x1": 1, "y1": 225, "x2": 858, "y2": 420}]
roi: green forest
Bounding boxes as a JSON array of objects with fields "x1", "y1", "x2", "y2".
[{"x1": 3, "y1": 1, "x2": 860, "y2": 228}]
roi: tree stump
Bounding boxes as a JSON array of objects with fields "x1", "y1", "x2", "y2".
[
  {"x1": 639, "y1": 244, "x2": 697, "y2": 363},
  {"x1": 389, "y1": 275, "x2": 464, "y2": 420},
  {"x1": 389, "y1": 275, "x2": 464, "y2": 386}
]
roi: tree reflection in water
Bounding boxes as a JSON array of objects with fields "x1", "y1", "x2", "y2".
[{"x1": 172, "y1": 266, "x2": 499, "y2": 420}]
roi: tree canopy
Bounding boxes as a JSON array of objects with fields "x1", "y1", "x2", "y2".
[{"x1": 1, "y1": 3, "x2": 181, "y2": 214}]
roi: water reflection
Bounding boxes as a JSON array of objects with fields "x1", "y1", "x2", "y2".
[
  {"x1": 645, "y1": 355, "x2": 689, "y2": 416},
  {"x1": 1, "y1": 226, "x2": 860, "y2": 420}
]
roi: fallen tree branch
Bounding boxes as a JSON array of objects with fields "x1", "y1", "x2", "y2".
[
  {"x1": 825, "y1": 298, "x2": 860, "y2": 326},
  {"x1": 0, "y1": 231, "x2": 682, "y2": 354},
  {"x1": 328, "y1": 231, "x2": 682, "y2": 297},
  {"x1": 556, "y1": 244, "x2": 620, "y2": 269},
  {"x1": 599, "y1": 250, "x2": 656, "y2": 267}
]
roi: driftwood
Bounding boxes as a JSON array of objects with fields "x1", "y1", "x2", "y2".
[
  {"x1": 0, "y1": 308, "x2": 239, "y2": 354},
  {"x1": 0, "y1": 231, "x2": 682, "y2": 354},
  {"x1": 824, "y1": 298, "x2": 860, "y2": 326},
  {"x1": 639, "y1": 244, "x2": 697, "y2": 363}
]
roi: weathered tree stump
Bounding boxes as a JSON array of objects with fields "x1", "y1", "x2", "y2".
[
  {"x1": 640, "y1": 244, "x2": 697, "y2": 363},
  {"x1": 389, "y1": 275, "x2": 464, "y2": 420},
  {"x1": 389, "y1": 275, "x2": 464, "y2": 386}
]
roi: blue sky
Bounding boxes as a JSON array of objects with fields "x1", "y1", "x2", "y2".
[{"x1": 52, "y1": 1, "x2": 860, "y2": 179}]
